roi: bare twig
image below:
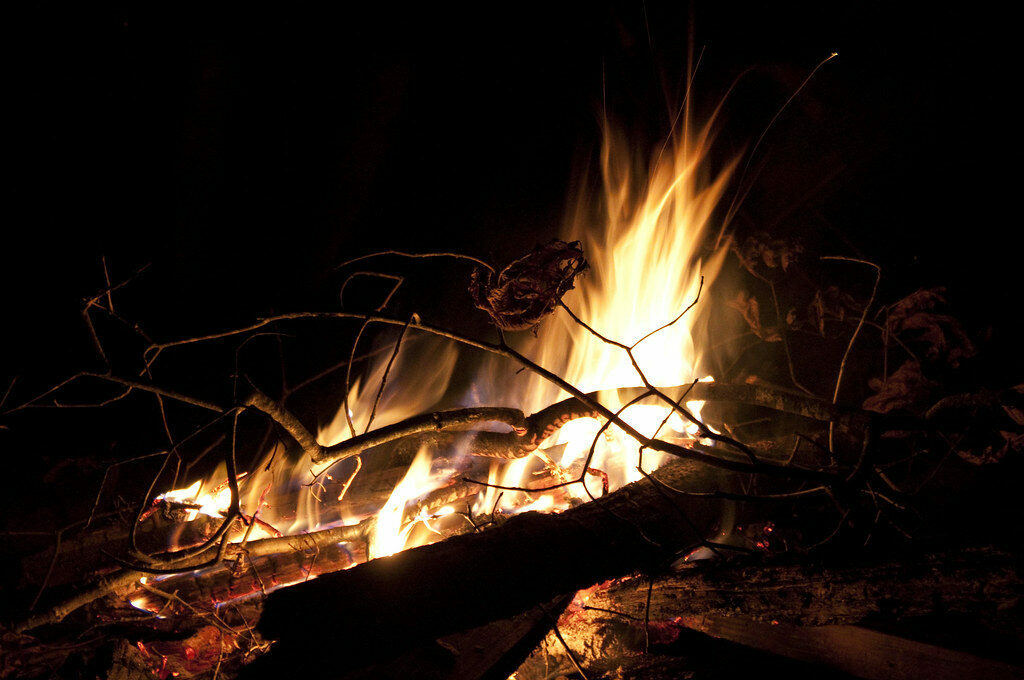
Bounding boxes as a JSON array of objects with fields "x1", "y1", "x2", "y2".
[
  {"x1": 558, "y1": 295, "x2": 763, "y2": 465},
  {"x1": 336, "y1": 250, "x2": 496, "y2": 274},
  {"x1": 244, "y1": 388, "x2": 324, "y2": 461},
  {"x1": 721, "y1": 51, "x2": 839, "y2": 231},
  {"x1": 364, "y1": 313, "x2": 416, "y2": 434},
  {"x1": 822, "y1": 256, "x2": 881, "y2": 454},
  {"x1": 342, "y1": 271, "x2": 406, "y2": 437}
]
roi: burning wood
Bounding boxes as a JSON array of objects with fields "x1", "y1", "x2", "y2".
[{"x1": 249, "y1": 458, "x2": 732, "y2": 674}]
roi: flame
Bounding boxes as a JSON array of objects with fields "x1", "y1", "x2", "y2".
[
  {"x1": 545, "y1": 126, "x2": 732, "y2": 397},
  {"x1": 483, "y1": 119, "x2": 734, "y2": 504},
  {"x1": 149, "y1": 104, "x2": 734, "y2": 586},
  {"x1": 370, "y1": 446, "x2": 442, "y2": 558}
]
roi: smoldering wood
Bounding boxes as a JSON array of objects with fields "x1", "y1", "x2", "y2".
[
  {"x1": 6, "y1": 379, "x2": 863, "y2": 678},
  {"x1": 14, "y1": 445, "x2": 487, "y2": 597},
  {"x1": 13, "y1": 382, "x2": 842, "y2": 642},
  {"x1": 17, "y1": 511, "x2": 243, "y2": 592},
  {"x1": 250, "y1": 459, "x2": 734, "y2": 674}
]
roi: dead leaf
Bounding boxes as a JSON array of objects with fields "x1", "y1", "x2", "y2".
[
  {"x1": 785, "y1": 308, "x2": 798, "y2": 328},
  {"x1": 728, "y1": 291, "x2": 761, "y2": 333},
  {"x1": 807, "y1": 286, "x2": 862, "y2": 337},
  {"x1": 956, "y1": 431, "x2": 1022, "y2": 465},
  {"x1": 1001, "y1": 385, "x2": 1024, "y2": 426},
  {"x1": 863, "y1": 360, "x2": 936, "y2": 414},
  {"x1": 469, "y1": 240, "x2": 587, "y2": 331},
  {"x1": 733, "y1": 232, "x2": 804, "y2": 277},
  {"x1": 885, "y1": 288, "x2": 976, "y2": 367},
  {"x1": 728, "y1": 292, "x2": 782, "y2": 341}
]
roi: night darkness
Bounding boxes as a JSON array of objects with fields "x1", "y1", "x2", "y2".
[{"x1": 2, "y1": 1, "x2": 1017, "y2": 548}]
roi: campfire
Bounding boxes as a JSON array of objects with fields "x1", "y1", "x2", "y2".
[{"x1": 2, "y1": 7, "x2": 1021, "y2": 680}]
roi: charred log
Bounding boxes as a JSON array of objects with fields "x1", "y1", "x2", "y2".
[{"x1": 249, "y1": 459, "x2": 732, "y2": 675}]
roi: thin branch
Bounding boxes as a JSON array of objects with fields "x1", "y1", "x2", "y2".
[
  {"x1": 630, "y1": 276, "x2": 705, "y2": 350},
  {"x1": 539, "y1": 603, "x2": 591, "y2": 680},
  {"x1": 721, "y1": 52, "x2": 839, "y2": 231},
  {"x1": 822, "y1": 256, "x2": 881, "y2": 454},
  {"x1": 339, "y1": 271, "x2": 404, "y2": 310},
  {"x1": 364, "y1": 313, "x2": 416, "y2": 434},
  {"x1": 319, "y1": 406, "x2": 527, "y2": 465},
  {"x1": 244, "y1": 388, "x2": 324, "y2": 461},
  {"x1": 85, "y1": 451, "x2": 166, "y2": 529},
  {"x1": 7, "y1": 372, "x2": 223, "y2": 415},
  {"x1": 116, "y1": 310, "x2": 835, "y2": 478},
  {"x1": 558, "y1": 298, "x2": 762, "y2": 465},
  {"x1": 0, "y1": 376, "x2": 15, "y2": 412},
  {"x1": 29, "y1": 530, "x2": 62, "y2": 612},
  {"x1": 341, "y1": 273, "x2": 408, "y2": 437},
  {"x1": 335, "y1": 250, "x2": 496, "y2": 274}
]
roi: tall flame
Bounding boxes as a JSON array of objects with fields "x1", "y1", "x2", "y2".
[
  {"x1": 544, "y1": 123, "x2": 733, "y2": 396},
  {"x1": 481, "y1": 117, "x2": 735, "y2": 500},
  {"x1": 151, "y1": 107, "x2": 735, "y2": 571}
]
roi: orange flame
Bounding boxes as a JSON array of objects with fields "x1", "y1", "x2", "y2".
[
  {"x1": 154, "y1": 108, "x2": 734, "y2": 571},
  {"x1": 480, "y1": 118, "x2": 735, "y2": 506}
]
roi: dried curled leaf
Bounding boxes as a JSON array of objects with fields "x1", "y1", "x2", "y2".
[
  {"x1": 938, "y1": 386, "x2": 1024, "y2": 465},
  {"x1": 728, "y1": 291, "x2": 785, "y2": 341},
  {"x1": 886, "y1": 287, "x2": 976, "y2": 367},
  {"x1": 863, "y1": 360, "x2": 936, "y2": 414},
  {"x1": 469, "y1": 240, "x2": 588, "y2": 331},
  {"x1": 808, "y1": 286, "x2": 863, "y2": 337},
  {"x1": 733, "y1": 232, "x2": 804, "y2": 276},
  {"x1": 957, "y1": 431, "x2": 1023, "y2": 466},
  {"x1": 1002, "y1": 385, "x2": 1024, "y2": 426}
]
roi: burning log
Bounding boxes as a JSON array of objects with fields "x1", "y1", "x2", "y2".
[
  {"x1": 12, "y1": 521, "x2": 370, "y2": 633},
  {"x1": 249, "y1": 458, "x2": 732, "y2": 674},
  {"x1": 125, "y1": 540, "x2": 362, "y2": 617}
]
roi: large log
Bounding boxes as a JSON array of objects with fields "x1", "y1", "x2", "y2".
[{"x1": 249, "y1": 459, "x2": 732, "y2": 676}]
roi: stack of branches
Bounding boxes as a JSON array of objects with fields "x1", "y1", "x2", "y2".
[{"x1": 1, "y1": 243, "x2": 1020, "y2": 680}]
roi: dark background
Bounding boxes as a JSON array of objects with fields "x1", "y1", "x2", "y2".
[{"x1": 2, "y1": 3, "x2": 1016, "y2": 494}]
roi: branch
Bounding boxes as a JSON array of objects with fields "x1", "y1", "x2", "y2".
[
  {"x1": 244, "y1": 388, "x2": 325, "y2": 461},
  {"x1": 12, "y1": 519, "x2": 374, "y2": 634}
]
